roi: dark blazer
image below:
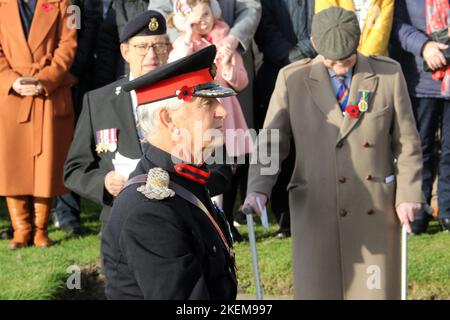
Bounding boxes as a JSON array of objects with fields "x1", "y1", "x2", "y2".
[
  {"x1": 102, "y1": 144, "x2": 237, "y2": 300},
  {"x1": 70, "y1": 0, "x2": 103, "y2": 79},
  {"x1": 93, "y1": 0, "x2": 149, "y2": 88},
  {"x1": 64, "y1": 77, "x2": 142, "y2": 222},
  {"x1": 70, "y1": 0, "x2": 103, "y2": 119},
  {"x1": 254, "y1": 0, "x2": 316, "y2": 129}
]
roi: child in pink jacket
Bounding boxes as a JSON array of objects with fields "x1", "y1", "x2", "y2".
[{"x1": 168, "y1": 0, "x2": 252, "y2": 157}]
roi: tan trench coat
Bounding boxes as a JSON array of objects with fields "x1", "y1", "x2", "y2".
[
  {"x1": 248, "y1": 54, "x2": 424, "y2": 299},
  {"x1": 0, "y1": 0, "x2": 77, "y2": 197}
]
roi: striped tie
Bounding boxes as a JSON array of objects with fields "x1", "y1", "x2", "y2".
[{"x1": 336, "y1": 75, "x2": 349, "y2": 111}]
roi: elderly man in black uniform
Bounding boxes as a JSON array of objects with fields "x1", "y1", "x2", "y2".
[
  {"x1": 101, "y1": 46, "x2": 237, "y2": 300},
  {"x1": 64, "y1": 11, "x2": 171, "y2": 224}
]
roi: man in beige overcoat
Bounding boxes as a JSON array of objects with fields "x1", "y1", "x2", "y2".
[{"x1": 245, "y1": 7, "x2": 424, "y2": 299}]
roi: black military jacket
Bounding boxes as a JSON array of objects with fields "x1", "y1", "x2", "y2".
[
  {"x1": 64, "y1": 77, "x2": 231, "y2": 223},
  {"x1": 101, "y1": 144, "x2": 237, "y2": 300},
  {"x1": 64, "y1": 77, "x2": 142, "y2": 222}
]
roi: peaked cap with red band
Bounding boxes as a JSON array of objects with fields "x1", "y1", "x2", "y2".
[{"x1": 121, "y1": 45, "x2": 236, "y2": 105}]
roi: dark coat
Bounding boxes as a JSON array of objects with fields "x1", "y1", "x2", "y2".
[
  {"x1": 93, "y1": 0, "x2": 149, "y2": 89},
  {"x1": 390, "y1": 0, "x2": 444, "y2": 98},
  {"x1": 101, "y1": 144, "x2": 237, "y2": 300},
  {"x1": 63, "y1": 77, "x2": 141, "y2": 222},
  {"x1": 70, "y1": 0, "x2": 103, "y2": 119},
  {"x1": 254, "y1": 0, "x2": 316, "y2": 129}
]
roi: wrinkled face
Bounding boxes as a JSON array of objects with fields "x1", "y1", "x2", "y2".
[
  {"x1": 121, "y1": 35, "x2": 170, "y2": 78},
  {"x1": 322, "y1": 54, "x2": 357, "y2": 76},
  {"x1": 172, "y1": 97, "x2": 227, "y2": 158},
  {"x1": 187, "y1": 3, "x2": 215, "y2": 36}
]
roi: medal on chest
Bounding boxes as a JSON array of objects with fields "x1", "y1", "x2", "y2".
[{"x1": 95, "y1": 128, "x2": 118, "y2": 154}]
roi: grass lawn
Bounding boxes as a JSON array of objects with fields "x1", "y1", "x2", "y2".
[{"x1": 0, "y1": 198, "x2": 449, "y2": 300}]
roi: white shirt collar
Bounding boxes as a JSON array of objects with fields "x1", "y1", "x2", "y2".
[{"x1": 129, "y1": 74, "x2": 138, "y2": 122}]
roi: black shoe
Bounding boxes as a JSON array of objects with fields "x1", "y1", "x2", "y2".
[
  {"x1": 0, "y1": 226, "x2": 13, "y2": 240},
  {"x1": 52, "y1": 211, "x2": 83, "y2": 236},
  {"x1": 273, "y1": 228, "x2": 291, "y2": 239},
  {"x1": 60, "y1": 221, "x2": 83, "y2": 236},
  {"x1": 411, "y1": 218, "x2": 429, "y2": 235},
  {"x1": 440, "y1": 218, "x2": 450, "y2": 232}
]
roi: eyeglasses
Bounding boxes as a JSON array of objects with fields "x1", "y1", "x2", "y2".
[{"x1": 129, "y1": 42, "x2": 169, "y2": 56}]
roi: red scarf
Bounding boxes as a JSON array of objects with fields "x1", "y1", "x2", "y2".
[{"x1": 425, "y1": 0, "x2": 450, "y2": 97}]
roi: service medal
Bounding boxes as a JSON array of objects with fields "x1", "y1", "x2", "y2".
[
  {"x1": 108, "y1": 142, "x2": 117, "y2": 152},
  {"x1": 95, "y1": 144, "x2": 103, "y2": 154},
  {"x1": 358, "y1": 90, "x2": 370, "y2": 112},
  {"x1": 358, "y1": 100, "x2": 368, "y2": 112},
  {"x1": 108, "y1": 128, "x2": 118, "y2": 152}
]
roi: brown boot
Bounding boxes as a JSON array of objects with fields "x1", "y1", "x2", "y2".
[
  {"x1": 5, "y1": 196, "x2": 32, "y2": 249},
  {"x1": 33, "y1": 197, "x2": 54, "y2": 248}
]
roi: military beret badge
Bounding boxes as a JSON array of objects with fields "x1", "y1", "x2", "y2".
[{"x1": 148, "y1": 17, "x2": 159, "y2": 32}]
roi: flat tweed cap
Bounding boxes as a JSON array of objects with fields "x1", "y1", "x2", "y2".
[{"x1": 311, "y1": 7, "x2": 361, "y2": 60}]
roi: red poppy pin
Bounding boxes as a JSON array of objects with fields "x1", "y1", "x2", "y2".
[
  {"x1": 176, "y1": 86, "x2": 195, "y2": 102},
  {"x1": 346, "y1": 104, "x2": 360, "y2": 119},
  {"x1": 42, "y1": 3, "x2": 52, "y2": 12}
]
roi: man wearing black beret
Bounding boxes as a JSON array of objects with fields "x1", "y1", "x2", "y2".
[{"x1": 64, "y1": 11, "x2": 171, "y2": 225}]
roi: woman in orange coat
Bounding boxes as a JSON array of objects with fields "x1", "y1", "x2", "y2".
[{"x1": 0, "y1": 0, "x2": 77, "y2": 249}]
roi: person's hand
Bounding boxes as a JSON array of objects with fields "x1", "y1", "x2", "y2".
[
  {"x1": 104, "y1": 171, "x2": 128, "y2": 197},
  {"x1": 243, "y1": 192, "x2": 268, "y2": 216},
  {"x1": 220, "y1": 34, "x2": 239, "y2": 52},
  {"x1": 217, "y1": 44, "x2": 233, "y2": 67},
  {"x1": 422, "y1": 41, "x2": 449, "y2": 71},
  {"x1": 396, "y1": 202, "x2": 422, "y2": 234},
  {"x1": 12, "y1": 77, "x2": 42, "y2": 96},
  {"x1": 184, "y1": 16, "x2": 199, "y2": 45}
]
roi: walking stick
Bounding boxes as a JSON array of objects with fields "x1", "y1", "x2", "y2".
[
  {"x1": 401, "y1": 226, "x2": 408, "y2": 300},
  {"x1": 242, "y1": 206, "x2": 263, "y2": 300}
]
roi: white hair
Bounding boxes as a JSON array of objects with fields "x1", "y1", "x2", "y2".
[{"x1": 137, "y1": 97, "x2": 184, "y2": 138}]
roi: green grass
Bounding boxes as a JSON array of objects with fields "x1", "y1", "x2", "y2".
[
  {"x1": 234, "y1": 225, "x2": 293, "y2": 296},
  {"x1": 0, "y1": 199, "x2": 102, "y2": 300},
  {"x1": 0, "y1": 198, "x2": 449, "y2": 299},
  {"x1": 408, "y1": 223, "x2": 450, "y2": 299}
]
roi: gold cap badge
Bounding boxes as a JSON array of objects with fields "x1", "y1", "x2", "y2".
[{"x1": 148, "y1": 17, "x2": 159, "y2": 32}]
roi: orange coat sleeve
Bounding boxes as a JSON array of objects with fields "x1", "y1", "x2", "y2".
[
  {"x1": 0, "y1": 29, "x2": 20, "y2": 96},
  {"x1": 36, "y1": 0, "x2": 77, "y2": 95}
]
